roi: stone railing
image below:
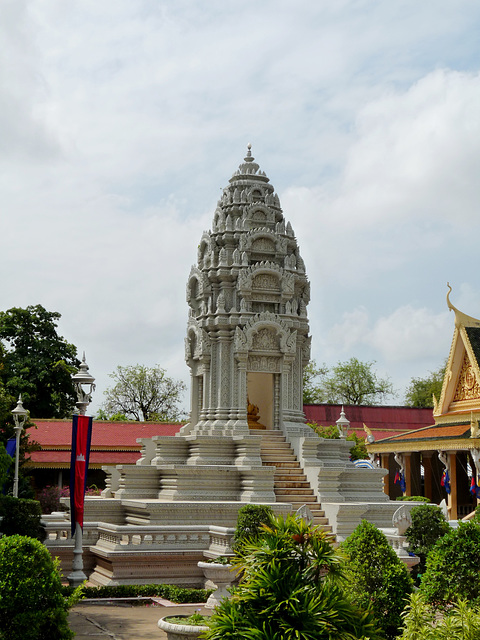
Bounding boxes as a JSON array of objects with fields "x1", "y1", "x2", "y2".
[{"x1": 92, "y1": 522, "x2": 235, "y2": 556}]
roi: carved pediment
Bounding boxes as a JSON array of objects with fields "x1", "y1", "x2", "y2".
[{"x1": 453, "y1": 353, "x2": 480, "y2": 402}]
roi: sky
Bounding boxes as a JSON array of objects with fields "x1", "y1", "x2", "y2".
[{"x1": 1, "y1": 1, "x2": 480, "y2": 416}]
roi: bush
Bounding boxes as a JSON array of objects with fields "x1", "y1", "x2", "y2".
[
  {"x1": 60, "y1": 583, "x2": 211, "y2": 603},
  {"x1": 405, "y1": 504, "x2": 450, "y2": 582},
  {"x1": 205, "y1": 514, "x2": 382, "y2": 640},
  {"x1": 398, "y1": 592, "x2": 480, "y2": 639},
  {"x1": 420, "y1": 520, "x2": 480, "y2": 608},
  {"x1": 341, "y1": 519, "x2": 413, "y2": 639},
  {"x1": 233, "y1": 503, "x2": 273, "y2": 552},
  {"x1": 0, "y1": 495, "x2": 45, "y2": 540},
  {"x1": 396, "y1": 496, "x2": 430, "y2": 502},
  {"x1": 0, "y1": 535, "x2": 73, "y2": 640}
]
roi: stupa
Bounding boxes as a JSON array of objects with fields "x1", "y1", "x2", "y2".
[
  {"x1": 45, "y1": 147, "x2": 402, "y2": 586},
  {"x1": 182, "y1": 144, "x2": 310, "y2": 437}
]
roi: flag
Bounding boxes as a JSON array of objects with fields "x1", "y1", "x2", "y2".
[
  {"x1": 470, "y1": 476, "x2": 480, "y2": 499},
  {"x1": 6, "y1": 437, "x2": 16, "y2": 458},
  {"x1": 70, "y1": 414, "x2": 93, "y2": 537},
  {"x1": 394, "y1": 471, "x2": 406, "y2": 493},
  {"x1": 441, "y1": 469, "x2": 451, "y2": 494}
]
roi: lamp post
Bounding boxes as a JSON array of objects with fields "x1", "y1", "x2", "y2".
[
  {"x1": 68, "y1": 353, "x2": 95, "y2": 588},
  {"x1": 12, "y1": 395, "x2": 28, "y2": 498},
  {"x1": 336, "y1": 405, "x2": 350, "y2": 439}
]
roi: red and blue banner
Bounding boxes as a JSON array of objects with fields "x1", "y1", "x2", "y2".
[
  {"x1": 70, "y1": 414, "x2": 93, "y2": 537},
  {"x1": 441, "y1": 469, "x2": 451, "y2": 494},
  {"x1": 470, "y1": 476, "x2": 480, "y2": 499},
  {"x1": 394, "y1": 470, "x2": 406, "y2": 493}
]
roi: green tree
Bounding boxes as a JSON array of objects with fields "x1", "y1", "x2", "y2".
[
  {"x1": 101, "y1": 364, "x2": 186, "y2": 422},
  {"x1": 420, "y1": 520, "x2": 480, "y2": 608},
  {"x1": 341, "y1": 519, "x2": 413, "y2": 639},
  {"x1": 404, "y1": 362, "x2": 446, "y2": 408},
  {"x1": 0, "y1": 305, "x2": 80, "y2": 418},
  {"x1": 404, "y1": 504, "x2": 450, "y2": 582},
  {"x1": 303, "y1": 360, "x2": 328, "y2": 404},
  {"x1": 305, "y1": 357, "x2": 395, "y2": 405},
  {"x1": 206, "y1": 514, "x2": 382, "y2": 640},
  {"x1": 309, "y1": 423, "x2": 368, "y2": 460}
]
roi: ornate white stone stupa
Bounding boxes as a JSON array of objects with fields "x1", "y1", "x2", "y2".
[{"x1": 183, "y1": 144, "x2": 311, "y2": 436}]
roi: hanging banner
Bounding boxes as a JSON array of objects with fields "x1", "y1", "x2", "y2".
[
  {"x1": 394, "y1": 470, "x2": 406, "y2": 493},
  {"x1": 69, "y1": 414, "x2": 93, "y2": 537},
  {"x1": 441, "y1": 469, "x2": 451, "y2": 495},
  {"x1": 6, "y1": 437, "x2": 16, "y2": 458}
]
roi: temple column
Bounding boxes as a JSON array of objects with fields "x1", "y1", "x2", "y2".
[
  {"x1": 380, "y1": 453, "x2": 390, "y2": 496},
  {"x1": 448, "y1": 452, "x2": 458, "y2": 520},
  {"x1": 404, "y1": 453, "x2": 412, "y2": 497},
  {"x1": 423, "y1": 452, "x2": 433, "y2": 502}
]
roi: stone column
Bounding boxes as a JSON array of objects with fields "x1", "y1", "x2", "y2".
[{"x1": 404, "y1": 454, "x2": 412, "y2": 497}]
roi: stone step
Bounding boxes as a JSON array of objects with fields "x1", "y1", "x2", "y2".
[
  {"x1": 261, "y1": 454, "x2": 297, "y2": 462},
  {"x1": 274, "y1": 470, "x2": 307, "y2": 479},
  {"x1": 275, "y1": 494, "x2": 318, "y2": 504},
  {"x1": 263, "y1": 461, "x2": 302, "y2": 469},
  {"x1": 274, "y1": 480, "x2": 312, "y2": 489}
]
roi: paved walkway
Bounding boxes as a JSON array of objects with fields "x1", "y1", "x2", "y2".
[{"x1": 69, "y1": 601, "x2": 210, "y2": 639}]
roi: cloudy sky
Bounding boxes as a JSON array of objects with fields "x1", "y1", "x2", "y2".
[{"x1": 2, "y1": 1, "x2": 480, "y2": 415}]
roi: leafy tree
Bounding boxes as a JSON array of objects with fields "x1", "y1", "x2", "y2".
[
  {"x1": 341, "y1": 519, "x2": 413, "y2": 639},
  {"x1": 404, "y1": 504, "x2": 450, "y2": 582},
  {"x1": 420, "y1": 520, "x2": 480, "y2": 608},
  {"x1": 404, "y1": 362, "x2": 446, "y2": 408},
  {"x1": 0, "y1": 442, "x2": 12, "y2": 489},
  {"x1": 305, "y1": 357, "x2": 395, "y2": 405},
  {"x1": 205, "y1": 514, "x2": 382, "y2": 640},
  {"x1": 303, "y1": 360, "x2": 328, "y2": 403},
  {"x1": 0, "y1": 305, "x2": 80, "y2": 418},
  {"x1": 101, "y1": 364, "x2": 186, "y2": 422},
  {"x1": 233, "y1": 503, "x2": 274, "y2": 552}
]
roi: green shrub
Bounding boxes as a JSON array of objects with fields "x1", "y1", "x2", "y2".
[
  {"x1": 60, "y1": 583, "x2": 211, "y2": 603},
  {"x1": 341, "y1": 519, "x2": 413, "y2": 640},
  {"x1": 0, "y1": 495, "x2": 45, "y2": 540},
  {"x1": 420, "y1": 520, "x2": 480, "y2": 608},
  {"x1": 233, "y1": 503, "x2": 273, "y2": 552},
  {"x1": 205, "y1": 514, "x2": 382, "y2": 640},
  {"x1": 398, "y1": 592, "x2": 480, "y2": 639},
  {"x1": 396, "y1": 495, "x2": 430, "y2": 502},
  {"x1": 405, "y1": 504, "x2": 450, "y2": 582},
  {"x1": 0, "y1": 535, "x2": 73, "y2": 640}
]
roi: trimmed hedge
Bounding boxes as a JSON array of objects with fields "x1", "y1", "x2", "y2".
[
  {"x1": 0, "y1": 495, "x2": 45, "y2": 540},
  {"x1": 61, "y1": 583, "x2": 212, "y2": 603},
  {"x1": 396, "y1": 496, "x2": 430, "y2": 502}
]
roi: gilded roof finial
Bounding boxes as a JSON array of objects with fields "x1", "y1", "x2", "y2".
[{"x1": 446, "y1": 282, "x2": 480, "y2": 328}]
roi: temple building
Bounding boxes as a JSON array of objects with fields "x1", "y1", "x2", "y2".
[{"x1": 368, "y1": 286, "x2": 480, "y2": 519}]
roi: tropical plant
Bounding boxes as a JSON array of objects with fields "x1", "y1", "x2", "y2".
[
  {"x1": 205, "y1": 514, "x2": 382, "y2": 640},
  {"x1": 420, "y1": 520, "x2": 480, "y2": 608},
  {"x1": 0, "y1": 535, "x2": 75, "y2": 639},
  {"x1": 341, "y1": 519, "x2": 413, "y2": 639},
  {"x1": 404, "y1": 504, "x2": 450, "y2": 582},
  {"x1": 398, "y1": 592, "x2": 480, "y2": 639}
]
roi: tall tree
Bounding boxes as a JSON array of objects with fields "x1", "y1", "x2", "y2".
[
  {"x1": 101, "y1": 364, "x2": 186, "y2": 422},
  {"x1": 304, "y1": 357, "x2": 395, "y2": 405},
  {"x1": 302, "y1": 359, "x2": 328, "y2": 404},
  {"x1": 404, "y1": 362, "x2": 446, "y2": 408},
  {"x1": 0, "y1": 305, "x2": 80, "y2": 418}
]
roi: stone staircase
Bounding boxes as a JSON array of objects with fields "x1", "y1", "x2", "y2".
[{"x1": 259, "y1": 430, "x2": 332, "y2": 533}]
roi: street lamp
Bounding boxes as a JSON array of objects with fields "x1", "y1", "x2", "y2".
[
  {"x1": 68, "y1": 353, "x2": 95, "y2": 588},
  {"x1": 12, "y1": 395, "x2": 28, "y2": 498},
  {"x1": 72, "y1": 353, "x2": 96, "y2": 415},
  {"x1": 336, "y1": 405, "x2": 350, "y2": 439}
]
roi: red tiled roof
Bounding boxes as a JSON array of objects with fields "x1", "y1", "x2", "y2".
[
  {"x1": 29, "y1": 419, "x2": 181, "y2": 448},
  {"x1": 304, "y1": 405, "x2": 433, "y2": 440},
  {"x1": 376, "y1": 422, "x2": 470, "y2": 443}
]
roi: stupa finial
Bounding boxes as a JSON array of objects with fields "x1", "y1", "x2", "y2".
[{"x1": 245, "y1": 143, "x2": 253, "y2": 162}]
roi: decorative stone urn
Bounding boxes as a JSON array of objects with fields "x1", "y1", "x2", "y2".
[
  {"x1": 197, "y1": 560, "x2": 237, "y2": 608},
  {"x1": 158, "y1": 615, "x2": 209, "y2": 640}
]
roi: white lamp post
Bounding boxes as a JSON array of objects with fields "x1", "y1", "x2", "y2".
[
  {"x1": 11, "y1": 395, "x2": 28, "y2": 498},
  {"x1": 336, "y1": 405, "x2": 350, "y2": 439},
  {"x1": 71, "y1": 353, "x2": 96, "y2": 416},
  {"x1": 68, "y1": 353, "x2": 95, "y2": 588}
]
